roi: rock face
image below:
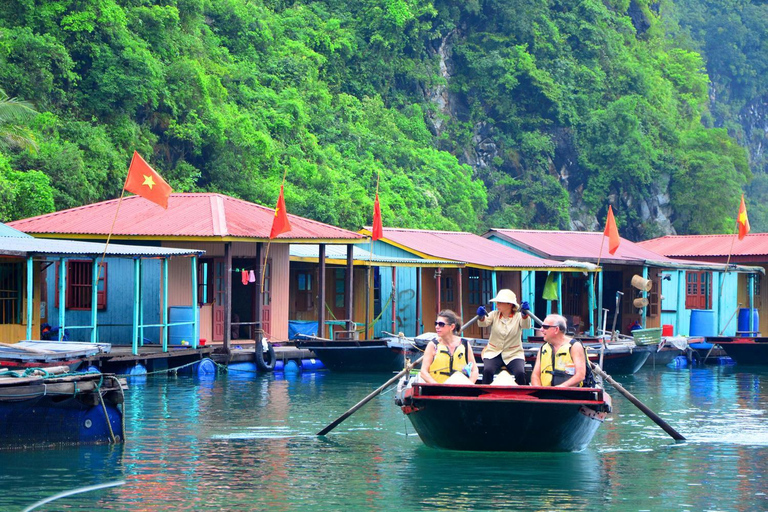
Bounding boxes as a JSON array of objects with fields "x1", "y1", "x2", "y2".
[{"x1": 739, "y1": 96, "x2": 768, "y2": 172}]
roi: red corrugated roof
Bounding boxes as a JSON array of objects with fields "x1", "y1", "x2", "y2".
[
  {"x1": 9, "y1": 193, "x2": 364, "y2": 241},
  {"x1": 638, "y1": 233, "x2": 768, "y2": 258},
  {"x1": 486, "y1": 229, "x2": 675, "y2": 263},
  {"x1": 364, "y1": 227, "x2": 582, "y2": 269}
]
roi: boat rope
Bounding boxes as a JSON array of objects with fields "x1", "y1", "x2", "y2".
[{"x1": 96, "y1": 375, "x2": 118, "y2": 444}]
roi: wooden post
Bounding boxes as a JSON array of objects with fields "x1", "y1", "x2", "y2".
[
  {"x1": 365, "y1": 265, "x2": 371, "y2": 339},
  {"x1": 90, "y1": 257, "x2": 98, "y2": 343},
  {"x1": 415, "y1": 267, "x2": 421, "y2": 335},
  {"x1": 163, "y1": 258, "x2": 169, "y2": 352},
  {"x1": 318, "y1": 244, "x2": 326, "y2": 338},
  {"x1": 641, "y1": 266, "x2": 649, "y2": 328},
  {"x1": 458, "y1": 267, "x2": 464, "y2": 327},
  {"x1": 391, "y1": 266, "x2": 397, "y2": 333},
  {"x1": 58, "y1": 258, "x2": 66, "y2": 342},
  {"x1": 346, "y1": 244, "x2": 354, "y2": 333},
  {"x1": 26, "y1": 256, "x2": 33, "y2": 340},
  {"x1": 192, "y1": 255, "x2": 198, "y2": 349},
  {"x1": 132, "y1": 257, "x2": 140, "y2": 356},
  {"x1": 254, "y1": 242, "x2": 263, "y2": 347},
  {"x1": 436, "y1": 268, "x2": 442, "y2": 314},
  {"x1": 224, "y1": 243, "x2": 232, "y2": 354}
]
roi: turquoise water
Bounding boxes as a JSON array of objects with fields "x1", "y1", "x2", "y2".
[{"x1": 1, "y1": 365, "x2": 767, "y2": 511}]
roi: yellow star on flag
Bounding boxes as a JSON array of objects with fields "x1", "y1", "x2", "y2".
[{"x1": 142, "y1": 174, "x2": 156, "y2": 189}]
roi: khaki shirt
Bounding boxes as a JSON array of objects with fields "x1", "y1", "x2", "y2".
[{"x1": 478, "y1": 309, "x2": 532, "y2": 363}]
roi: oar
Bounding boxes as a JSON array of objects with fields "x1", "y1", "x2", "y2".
[
  {"x1": 526, "y1": 310, "x2": 686, "y2": 441},
  {"x1": 317, "y1": 315, "x2": 480, "y2": 436}
]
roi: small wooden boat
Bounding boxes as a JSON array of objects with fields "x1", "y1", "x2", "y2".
[
  {"x1": 294, "y1": 334, "x2": 431, "y2": 372},
  {"x1": 0, "y1": 341, "x2": 111, "y2": 372},
  {"x1": 395, "y1": 379, "x2": 612, "y2": 452},
  {"x1": 0, "y1": 366, "x2": 125, "y2": 449},
  {"x1": 706, "y1": 336, "x2": 768, "y2": 364}
]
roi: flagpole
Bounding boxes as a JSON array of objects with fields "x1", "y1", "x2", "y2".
[
  {"x1": 367, "y1": 173, "x2": 380, "y2": 338},
  {"x1": 262, "y1": 170, "x2": 288, "y2": 292},
  {"x1": 97, "y1": 169, "x2": 133, "y2": 280}
]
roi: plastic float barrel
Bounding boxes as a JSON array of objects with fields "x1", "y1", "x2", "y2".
[
  {"x1": 300, "y1": 358, "x2": 325, "y2": 371},
  {"x1": 274, "y1": 360, "x2": 285, "y2": 372},
  {"x1": 169, "y1": 306, "x2": 199, "y2": 346},
  {"x1": 228, "y1": 362, "x2": 258, "y2": 374},
  {"x1": 283, "y1": 360, "x2": 300, "y2": 373},
  {"x1": 689, "y1": 309, "x2": 716, "y2": 336},
  {"x1": 85, "y1": 365, "x2": 100, "y2": 373},
  {"x1": 737, "y1": 308, "x2": 759, "y2": 336},
  {"x1": 668, "y1": 355, "x2": 688, "y2": 369},
  {"x1": 197, "y1": 358, "x2": 216, "y2": 377},
  {"x1": 662, "y1": 324, "x2": 674, "y2": 337}
]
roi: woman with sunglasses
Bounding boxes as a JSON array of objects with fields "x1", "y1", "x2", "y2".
[
  {"x1": 420, "y1": 310, "x2": 479, "y2": 384},
  {"x1": 477, "y1": 289, "x2": 531, "y2": 385}
]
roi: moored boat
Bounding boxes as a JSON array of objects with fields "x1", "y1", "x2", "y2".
[
  {"x1": 0, "y1": 366, "x2": 125, "y2": 449},
  {"x1": 707, "y1": 336, "x2": 768, "y2": 364},
  {"x1": 294, "y1": 335, "x2": 424, "y2": 372},
  {"x1": 395, "y1": 379, "x2": 611, "y2": 452},
  {"x1": 0, "y1": 341, "x2": 111, "y2": 372}
]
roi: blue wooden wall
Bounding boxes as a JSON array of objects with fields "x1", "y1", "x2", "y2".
[{"x1": 46, "y1": 257, "x2": 163, "y2": 344}]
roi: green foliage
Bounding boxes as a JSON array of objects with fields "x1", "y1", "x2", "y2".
[
  {"x1": 0, "y1": 152, "x2": 55, "y2": 222},
  {"x1": 0, "y1": 0, "x2": 756, "y2": 240}
]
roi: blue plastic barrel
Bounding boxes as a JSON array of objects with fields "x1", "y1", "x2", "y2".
[
  {"x1": 689, "y1": 309, "x2": 716, "y2": 336},
  {"x1": 197, "y1": 358, "x2": 216, "y2": 377},
  {"x1": 169, "y1": 306, "x2": 198, "y2": 345},
  {"x1": 229, "y1": 362, "x2": 258, "y2": 374},
  {"x1": 300, "y1": 359, "x2": 325, "y2": 371},
  {"x1": 667, "y1": 355, "x2": 688, "y2": 369},
  {"x1": 274, "y1": 360, "x2": 285, "y2": 372},
  {"x1": 284, "y1": 360, "x2": 300, "y2": 373},
  {"x1": 128, "y1": 363, "x2": 147, "y2": 376},
  {"x1": 737, "y1": 308, "x2": 759, "y2": 336}
]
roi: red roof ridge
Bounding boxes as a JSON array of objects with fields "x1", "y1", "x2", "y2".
[
  {"x1": 366, "y1": 226, "x2": 474, "y2": 235},
  {"x1": 210, "y1": 195, "x2": 228, "y2": 236},
  {"x1": 492, "y1": 228, "x2": 603, "y2": 235}
]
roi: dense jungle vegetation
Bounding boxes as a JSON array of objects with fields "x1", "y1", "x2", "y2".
[{"x1": 0, "y1": 0, "x2": 765, "y2": 239}]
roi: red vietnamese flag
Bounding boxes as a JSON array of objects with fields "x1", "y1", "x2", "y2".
[
  {"x1": 270, "y1": 184, "x2": 292, "y2": 239},
  {"x1": 738, "y1": 194, "x2": 750, "y2": 240},
  {"x1": 124, "y1": 151, "x2": 172, "y2": 209},
  {"x1": 604, "y1": 205, "x2": 620, "y2": 255},
  {"x1": 372, "y1": 193, "x2": 383, "y2": 241}
]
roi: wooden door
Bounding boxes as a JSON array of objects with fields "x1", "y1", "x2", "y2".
[
  {"x1": 686, "y1": 271, "x2": 712, "y2": 309},
  {"x1": 213, "y1": 258, "x2": 225, "y2": 341}
]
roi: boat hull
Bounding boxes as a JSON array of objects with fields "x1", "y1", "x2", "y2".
[
  {"x1": 295, "y1": 338, "x2": 418, "y2": 372},
  {"x1": 399, "y1": 383, "x2": 610, "y2": 452},
  {"x1": 0, "y1": 372, "x2": 124, "y2": 449},
  {"x1": 709, "y1": 336, "x2": 768, "y2": 365}
]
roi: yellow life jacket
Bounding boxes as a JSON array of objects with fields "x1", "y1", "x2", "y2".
[
  {"x1": 429, "y1": 340, "x2": 469, "y2": 383},
  {"x1": 539, "y1": 341, "x2": 584, "y2": 387}
]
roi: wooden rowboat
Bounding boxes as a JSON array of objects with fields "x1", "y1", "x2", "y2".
[{"x1": 395, "y1": 379, "x2": 612, "y2": 452}]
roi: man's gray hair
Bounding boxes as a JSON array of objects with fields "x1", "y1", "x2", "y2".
[{"x1": 549, "y1": 314, "x2": 568, "y2": 333}]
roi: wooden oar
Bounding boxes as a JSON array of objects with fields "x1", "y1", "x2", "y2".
[
  {"x1": 526, "y1": 310, "x2": 686, "y2": 441},
  {"x1": 317, "y1": 314, "x2": 480, "y2": 436}
]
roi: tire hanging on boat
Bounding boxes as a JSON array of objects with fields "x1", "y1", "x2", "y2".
[{"x1": 255, "y1": 340, "x2": 276, "y2": 371}]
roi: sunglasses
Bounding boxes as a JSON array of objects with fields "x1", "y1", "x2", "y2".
[
  {"x1": 540, "y1": 324, "x2": 557, "y2": 330},
  {"x1": 435, "y1": 321, "x2": 452, "y2": 328}
]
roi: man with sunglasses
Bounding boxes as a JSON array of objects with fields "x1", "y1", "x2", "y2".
[{"x1": 531, "y1": 314, "x2": 588, "y2": 387}]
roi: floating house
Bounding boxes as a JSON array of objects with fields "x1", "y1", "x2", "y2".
[
  {"x1": 484, "y1": 229, "x2": 763, "y2": 337},
  {"x1": 288, "y1": 244, "x2": 459, "y2": 339},
  {"x1": 0, "y1": 222, "x2": 201, "y2": 355},
  {"x1": 639, "y1": 234, "x2": 768, "y2": 336},
  {"x1": 358, "y1": 228, "x2": 598, "y2": 339},
  {"x1": 10, "y1": 193, "x2": 365, "y2": 350}
]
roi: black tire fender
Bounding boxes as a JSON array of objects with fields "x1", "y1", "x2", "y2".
[{"x1": 256, "y1": 340, "x2": 276, "y2": 371}]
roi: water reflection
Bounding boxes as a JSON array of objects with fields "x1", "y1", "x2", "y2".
[{"x1": 1, "y1": 368, "x2": 767, "y2": 511}]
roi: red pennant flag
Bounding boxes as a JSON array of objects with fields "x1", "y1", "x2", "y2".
[
  {"x1": 270, "y1": 184, "x2": 292, "y2": 239},
  {"x1": 738, "y1": 194, "x2": 750, "y2": 240},
  {"x1": 604, "y1": 205, "x2": 620, "y2": 255},
  {"x1": 372, "y1": 193, "x2": 383, "y2": 241},
  {"x1": 124, "y1": 151, "x2": 172, "y2": 209}
]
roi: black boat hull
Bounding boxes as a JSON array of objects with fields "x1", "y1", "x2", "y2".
[
  {"x1": 400, "y1": 384, "x2": 610, "y2": 452},
  {"x1": 295, "y1": 339, "x2": 416, "y2": 372},
  {"x1": 709, "y1": 337, "x2": 768, "y2": 364}
]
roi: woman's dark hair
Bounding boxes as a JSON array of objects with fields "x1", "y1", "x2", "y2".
[{"x1": 437, "y1": 309, "x2": 461, "y2": 334}]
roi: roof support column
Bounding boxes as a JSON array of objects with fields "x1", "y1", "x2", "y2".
[
  {"x1": 59, "y1": 258, "x2": 66, "y2": 341},
  {"x1": 191, "y1": 255, "x2": 198, "y2": 349},
  {"x1": 91, "y1": 257, "x2": 99, "y2": 343},
  {"x1": 318, "y1": 244, "x2": 326, "y2": 338},
  {"x1": 132, "y1": 257, "x2": 140, "y2": 355},
  {"x1": 641, "y1": 266, "x2": 649, "y2": 328},
  {"x1": 588, "y1": 272, "x2": 596, "y2": 336},
  {"x1": 677, "y1": 270, "x2": 685, "y2": 335},
  {"x1": 391, "y1": 266, "x2": 397, "y2": 333},
  {"x1": 492, "y1": 271, "x2": 498, "y2": 301},
  {"x1": 346, "y1": 244, "x2": 354, "y2": 334},
  {"x1": 557, "y1": 273, "x2": 563, "y2": 315},
  {"x1": 224, "y1": 243, "x2": 232, "y2": 353},
  {"x1": 457, "y1": 267, "x2": 464, "y2": 330},
  {"x1": 365, "y1": 264, "x2": 371, "y2": 339},
  {"x1": 749, "y1": 273, "x2": 755, "y2": 334},
  {"x1": 140, "y1": 258, "x2": 145, "y2": 348},
  {"x1": 435, "y1": 268, "x2": 442, "y2": 315},
  {"x1": 416, "y1": 267, "x2": 421, "y2": 336},
  {"x1": 162, "y1": 258, "x2": 169, "y2": 352},
  {"x1": 26, "y1": 256, "x2": 33, "y2": 340},
  {"x1": 598, "y1": 270, "x2": 604, "y2": 334},
  {"x1": 254, "y1": 243, "x2": 263, "y2": 349}
]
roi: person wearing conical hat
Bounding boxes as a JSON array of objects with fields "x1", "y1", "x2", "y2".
[{"x1": 477, "y1": 289, "x2": 531, "y2": 385}]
